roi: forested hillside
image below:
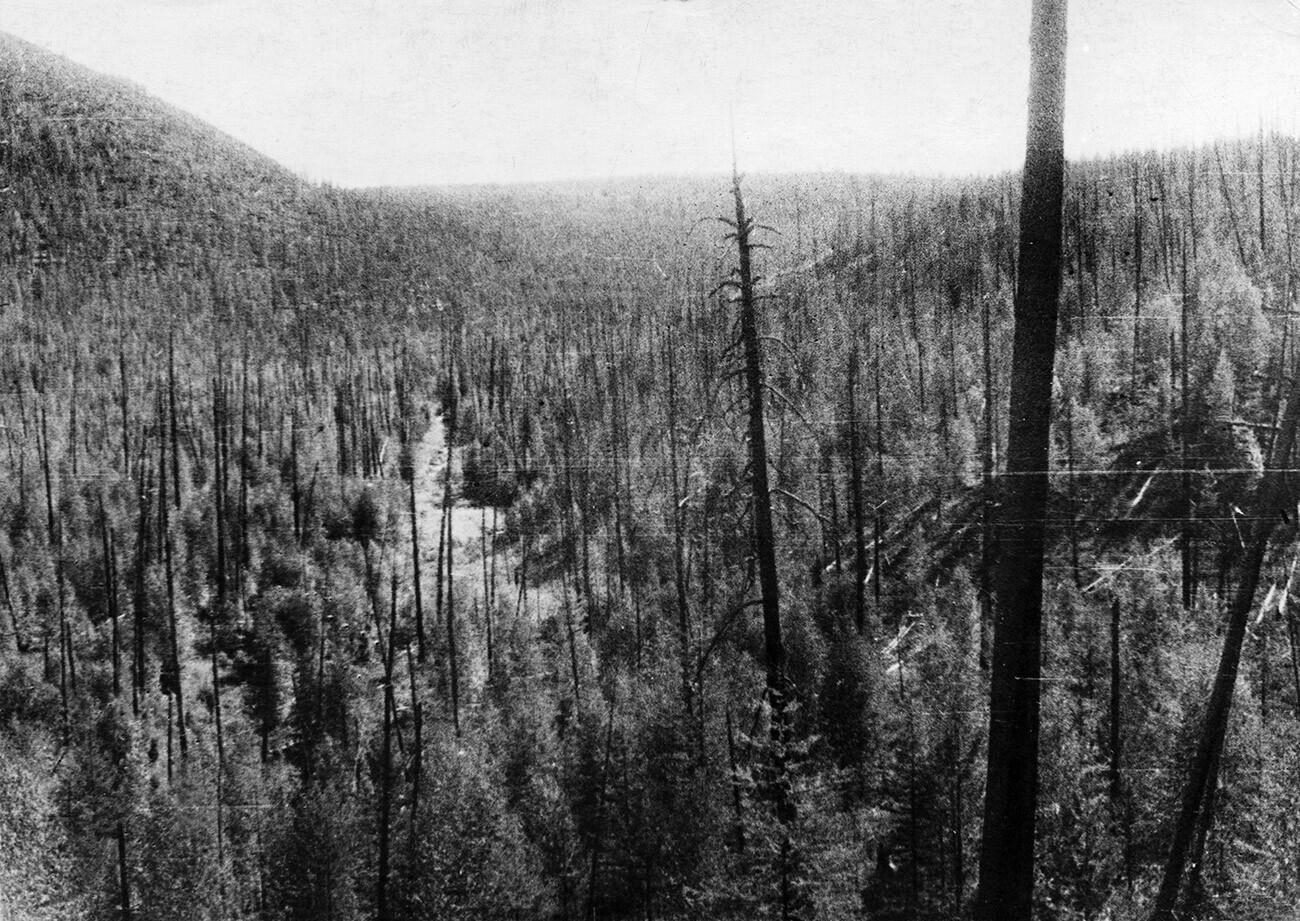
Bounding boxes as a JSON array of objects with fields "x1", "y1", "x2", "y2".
[{"x1": 2, "y1": 30, "x2": 1300, "y2": 921}]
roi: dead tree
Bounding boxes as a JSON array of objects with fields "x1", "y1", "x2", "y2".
[
  {"x1": 847, "y1": 346, "x2": 868, "y2": 634},
  {"x1": 1150, "y1": 342, "x2": 1300, "y2": 919},
  {"x1": 443, "y1": 368, "x2": 461, "y2": 735},
  {"x1": 728, "y1": 169, "x2": 798, "y2": 918},
  {"x1": 974, "y1": 1, "x2": 1068, "y2": 917}
]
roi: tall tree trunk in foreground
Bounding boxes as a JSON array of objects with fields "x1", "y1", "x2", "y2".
[
  {"x1": 732, "y1": 170, "x2": 797, "y2": 917},
  {"x1": 974, "y1": 1, "x2": 1068, "y2": 918},
  {"x1": 1150, "y1": 353, "x2": 1300, "y2": 919}
]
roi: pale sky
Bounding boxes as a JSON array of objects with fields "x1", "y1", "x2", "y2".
[{"x1": 2, "y1": 0, "x2": 1298, "y2": 186}]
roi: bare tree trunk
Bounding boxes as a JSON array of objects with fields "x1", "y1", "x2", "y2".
[
  {"x1": 980, "y1": 278, "x2": 995, "y2": 671},
  {"x1": 974, "y1": 2, "x2": 1068, "y2": 918},
  {"x1": 435, "y1": 476, "x2": 447, "y2": 628},
  {"x1": 1131, "y1": 167, "x2": 1144, "y2": 399},
  {"x1": 291, "y1": 404, "x2": 302, "y2": 545},
  {"x1": 159, "y1": 392, "x2": 187, "y2": 761},
  {"x1": 68, "y1": 360, "x2": 79, "y2": 480},
  {"x1": 847, "y1": 346, "x2": 868, "y2": 635},
  {"x1": 584, "y1": 698, "x2": 617, "y2": 921},
  {"x1": 873, "y1": 329, "x2": 886, "y2": 613},
  {"x1": 725, "y1": 706, "x2": 746, "y2": 852},
  {"x1": 0, "y1": 548, "x2": 21, "y2": 654},
  {"x1": 473, "y1": 537, "x2": 491, "y2": 692},
  {"x1": 213, "y1": 375, "x2": 228, "y2": 610},
  {"x1": 406, "y1": 448, "x2": 426, "y2": 662},
  {"x1": 444, "y1": 379, "x2": 461, "y2": 736},
  {"x1": 1064, "y1": 397, "x2": 1082, "y2": 588},
  {"x1": 101, "y1": 500, "x2": 121, "y2": 698},
  {"x1": 666, "y1": 339, "x2": 695, "y2": 721},
  {"x1": 376, "y1": 583, "x2": 396, "y2": 921},
  {"x1": 561, "y1": 572, "x2": 584, "y2": 715},
  {"x1": 1150, "y1": 353, "x2": 1300, "y2": 920},
  {"x1": 119, "y1": 347, "x2": 131, "y2": 476},
  {"x1": 1181, "y1": 235, "x2": 1195, "y2": 610},
  {"x1": 116, "y1": 821, "x2": 132, "y2": 921},
  {"x1": 238, "y1": 351, "x2": 251, "y2": 607},
  {"x1": 1286, "y1": 567, "x2": 1300, "y2": 722},
  {"x1": 168, "y1": 330, "x2": 182, "y2": 509},
  {"x1": 1259, "y1": 127, "x2": 1268, "y2": 257},
  {"x1": 731, "y1": 170, "x2": 798, "y2": 918},
  {"x1": 210, "y1": 618, "x2": 226, "y2": 876},
  {"x1": 1214, "y1": 143, "x2": 1251, "y2": 268},
  {"x1": 39, "y1": 395, "x2": 56, "y2": 547},
  {"x1": 406, "y1": 641, "x2": 423, "y2": 854},
  {"x1": 131, "y1": 445, "x2": 152, "y2": 715},
  {"x1": 1109, "y1": 597, "x2": 1134, "y2": 883}
]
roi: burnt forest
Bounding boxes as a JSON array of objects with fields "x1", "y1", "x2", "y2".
[{"x1": 1, "y1": 12, "x2": 1299, "y2": 921}]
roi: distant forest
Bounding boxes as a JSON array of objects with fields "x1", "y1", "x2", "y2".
[{"x1": 1, "y1": 21, "x2": 1300, "y2": 921}]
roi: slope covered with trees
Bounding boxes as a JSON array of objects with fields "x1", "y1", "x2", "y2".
[{"x1": 2, "y1": 30, "x2": 1300, "y2": 921}]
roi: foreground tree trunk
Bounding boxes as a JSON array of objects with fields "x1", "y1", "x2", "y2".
[
  {"x1": 974, "y1": 2, "x2": 1068, "y2": 918},
  {"x1": 732, "y1": 170, "x2": 798, "y2": 918}
]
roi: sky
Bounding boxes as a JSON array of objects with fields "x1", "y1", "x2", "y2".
[{"x1": 2, "y1": 0, "x2": 1299, "y2": 186}]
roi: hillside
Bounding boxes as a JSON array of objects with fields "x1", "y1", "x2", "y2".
[
  {"x1": 2, "y1": 31, "x2": 1300, "y2": 921},
  {"x1": 0, "y1": 31, "x2": 482, "y2": 336},
  {"x1": 0, "y1": 31, "x2": 302, "y2": 274}
]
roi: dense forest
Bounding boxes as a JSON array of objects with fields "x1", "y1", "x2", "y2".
[{"x1": 2, "y1": 25, "x2": 1300, "y2": 921}]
